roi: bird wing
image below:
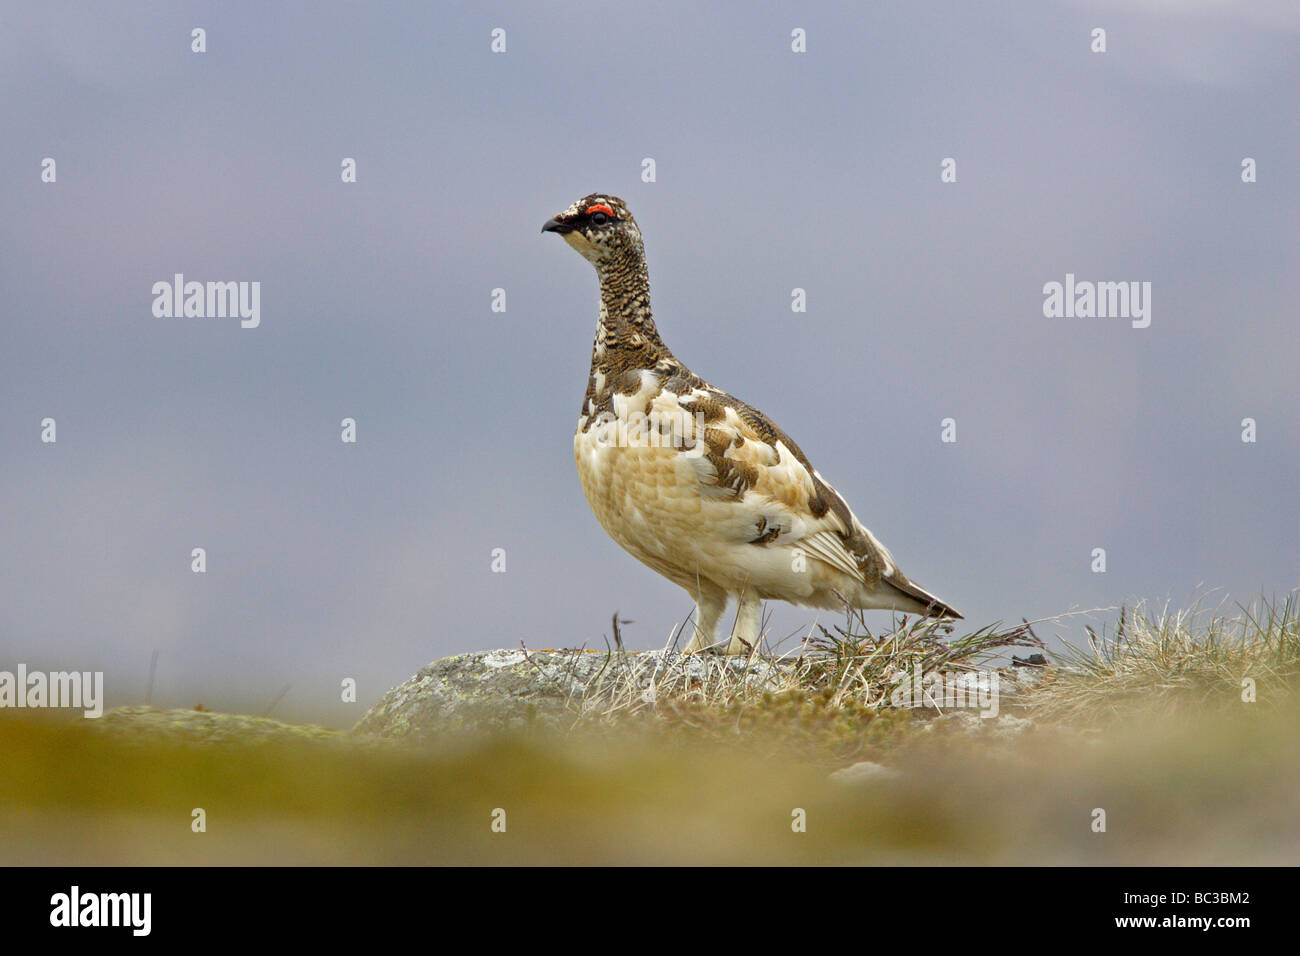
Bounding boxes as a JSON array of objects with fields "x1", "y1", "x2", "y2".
[{"x1": 653, "y1": 383, "x2": 893, "y2": 586}]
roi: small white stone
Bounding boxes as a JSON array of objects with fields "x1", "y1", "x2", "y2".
[
  {"x1": 829, "y1": 761, "x2": 902, "y2": 785},
  {"x1": 482, "y1": 649, "x2": 527, "y2": 669}
]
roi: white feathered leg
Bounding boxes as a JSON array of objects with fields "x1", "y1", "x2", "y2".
[
  {"x1": 725, "y1": 590, "x2": 763, "y2": 656},
  {"x1": 682, "y1": 584, "x2": 727, "y2": 653}
]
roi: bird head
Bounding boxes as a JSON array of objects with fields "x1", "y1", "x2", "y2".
[{"x1": 542, "y1": 194, "x2": 643, "y2": 269}]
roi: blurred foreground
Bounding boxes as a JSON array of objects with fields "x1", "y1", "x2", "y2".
[
  {"x1": 5, "y1": 596, "x2": 1295, "y2": 865},
  {"x1": 2, "y1": 696, "x2": 1296, "y2": 865}
]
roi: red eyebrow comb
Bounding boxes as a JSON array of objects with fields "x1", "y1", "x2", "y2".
[{"x1": 585, "y1": 203, "x2": 615, "y2": 217}]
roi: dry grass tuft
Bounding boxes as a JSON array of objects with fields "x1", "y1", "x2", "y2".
[
  {"x1": 548, "y1": 606, "x2": 1043, "y2": 719},
  {"x1": 524, "y1": 606, "x2": 1049, "y2": 765},
  {"x1": 1027, "y1": 590, "x2": 1300, "y2": 723}
]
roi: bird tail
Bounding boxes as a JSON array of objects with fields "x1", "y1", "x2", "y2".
[{"x1": 877, "y1": 572, "x2": 962, "y2": 620}]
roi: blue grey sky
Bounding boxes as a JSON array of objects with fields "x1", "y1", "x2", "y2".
[{"x1": 2, "y1": 2, "x2": 1297, "y2": 725}]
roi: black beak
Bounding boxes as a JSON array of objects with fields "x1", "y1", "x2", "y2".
[{"x1": 541, "y1": 217, "x2": 571, "y2": 234}]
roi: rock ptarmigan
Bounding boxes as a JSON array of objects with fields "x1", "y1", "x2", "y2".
[{"x1": 543, "y1": 194, "x2": 960, "y2": 654}]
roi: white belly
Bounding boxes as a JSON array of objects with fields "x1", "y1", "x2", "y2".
[
  {"x1": 574, "y1": 426, "x2": 707, "y2": 587},
  {"x1": 572, "y1": 424, "x2": 837, "y2": 601}
]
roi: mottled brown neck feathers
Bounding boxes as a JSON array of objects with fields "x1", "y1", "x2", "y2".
[{"x1": 592, "y1": 250, "x2": 673, "y2": 372}]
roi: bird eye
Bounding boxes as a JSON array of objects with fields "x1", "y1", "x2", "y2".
[{"x1": 585, "y1": 203, "x2": 615, "y2": 225}]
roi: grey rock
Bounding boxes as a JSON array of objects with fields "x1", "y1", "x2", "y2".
[
  {"x1": 999, "y1": 663, "x2": 1047, "y2": 695},
  {"x1": 353, "y1": 647, "x2": 792, "y2": 743},
  {"x1": 924, "y1": 710, "x2": 1037, "y2": 739},
  {"x1": 989, "y1": 714, "x2": 1036, "y2": 739},
  {"x1": 930, "y1": 711, "x2": 983, "y2": 733}
]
